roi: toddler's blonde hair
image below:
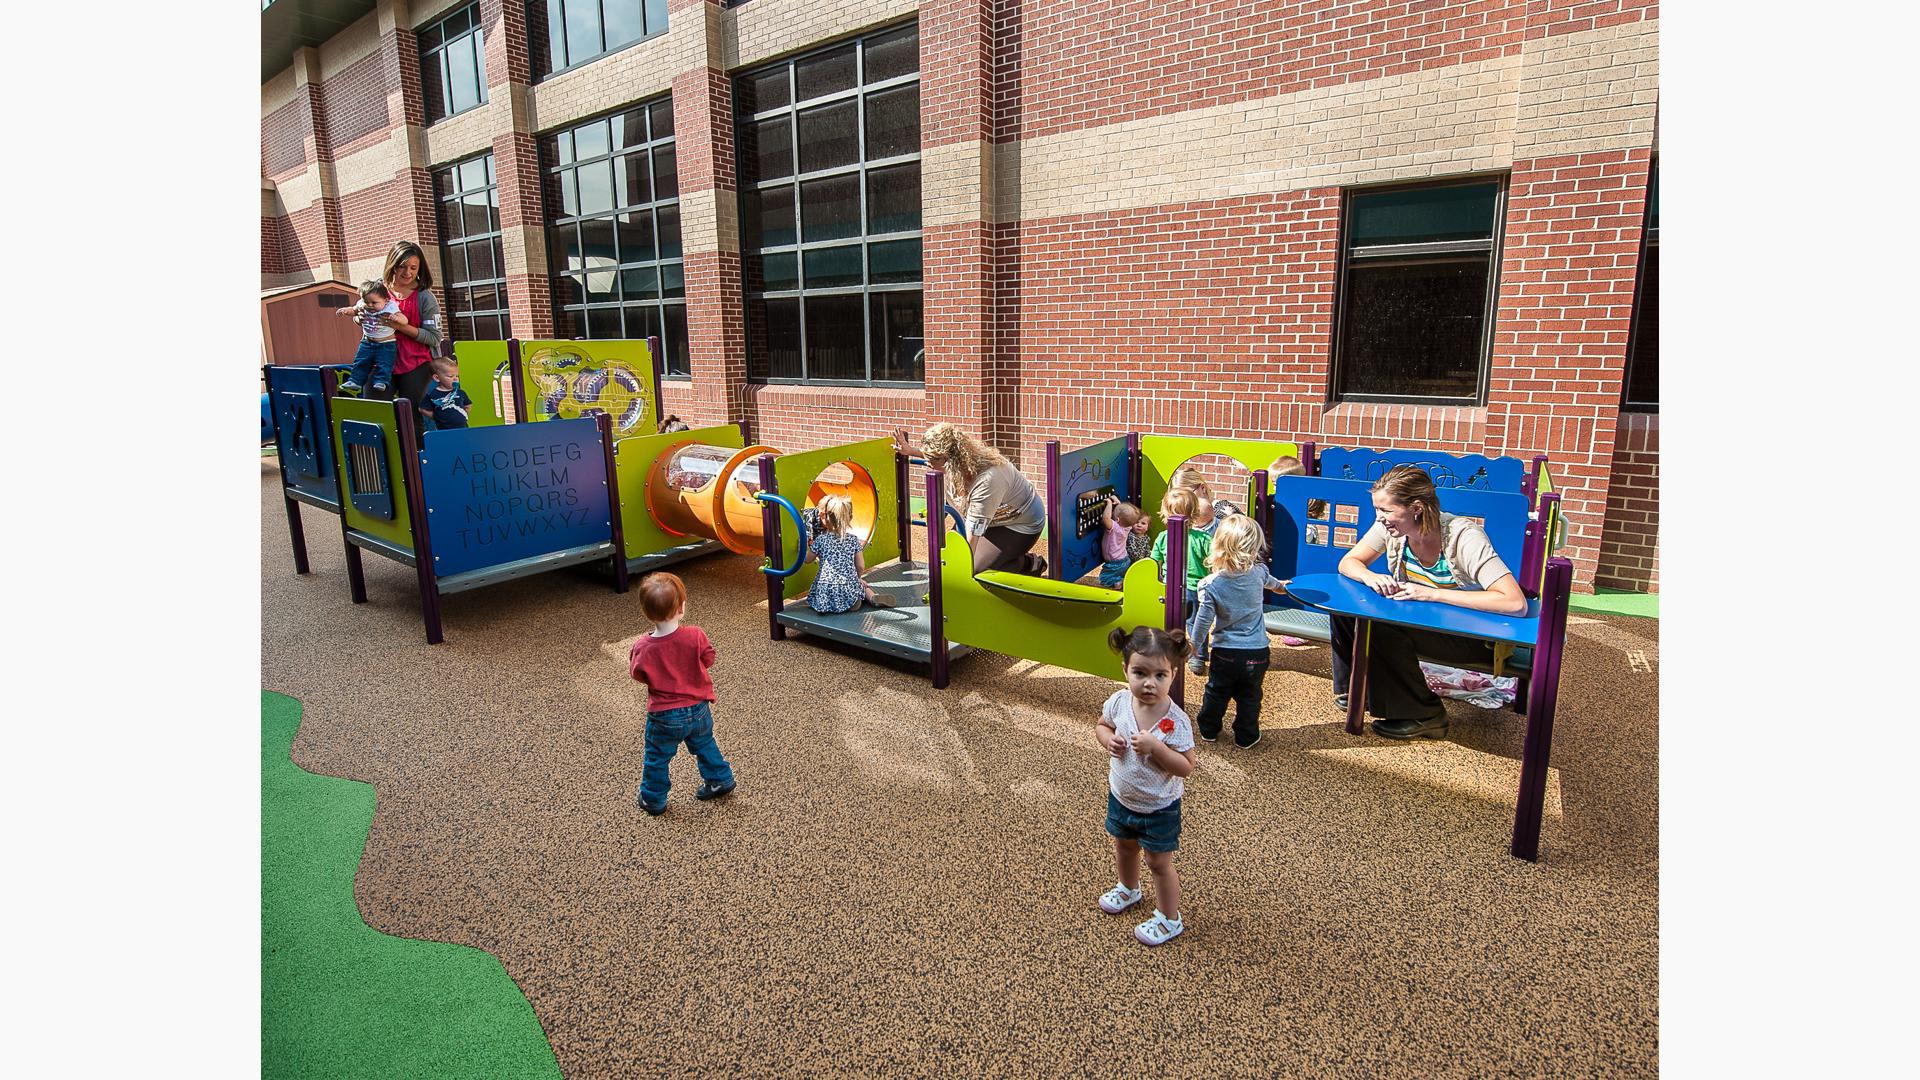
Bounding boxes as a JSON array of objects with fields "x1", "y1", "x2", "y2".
[
  {"x1": 1268, "y1": 455, "x2": 1304, "y2": 478},
  {"x1": 1112, "y1": 500, "x2": 1144, "y2": 527},
  {"x1": 1160, "y1": 486, "x2": 1200, "y2": 521},
  {"x1": 1206, "y1": 513, "x2": 1266, "y2": 574},
  {"x1": 816, "y1": 493, "x2": 854, "y2": 535},
  {"x1": 1168, "y1": 464, "x2": 1214, "y2": 501}
]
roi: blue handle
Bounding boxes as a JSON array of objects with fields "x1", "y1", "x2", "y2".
[
  {"x1": 753, "y1": 492, "x2": 809, "y2": 578},
  {"x1": 944, "y1": 504, "x2": 965, "y2": 537}
]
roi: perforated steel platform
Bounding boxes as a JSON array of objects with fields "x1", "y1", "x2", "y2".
[{"x1": 776, "y1": 561, "x2": 970, "y2": 665}]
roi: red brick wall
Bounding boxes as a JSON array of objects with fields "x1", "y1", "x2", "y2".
[
  {"x1": 319, "y1": 49, "x2": 397, "y2": 152},
  {"x1": 262, "y1": 98, "x2": 310, "y2": 178},
  {"x1": 1486, "y1": 148, "x2": 1652, "y2": 584},
  {"x1": 1596, "y1": 410, "x2": 1657, "y2": 590}
]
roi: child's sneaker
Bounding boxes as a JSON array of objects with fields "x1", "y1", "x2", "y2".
[
  {"x1": 1134, "y1": 909, "x2": 1184, "y2": 946},
  {"x1": 1098, "y1": 882, "x2": 1142, "y2": 914},
  {"x1": 369, "y1": 380, "x2": 390, "y2": 395},
  {"x1": 694, "y1": 780, "x2": 735, "y2": 801},
  {"x1": 1187, "y1": 655, "x2": 1207, "y2": 676},
  {"x1": 1198, "y1": 730, "x2": 1218, "y2": 743},
  {"x1": 337, "y1": 379, "x2": 362, "y2": 395},
  {"x1": 1276, "y1": 635, "x2": 1310, "y2": 647},
  {"x1": 1234, "y1": 731, "x2": 1261, "y2": 750}
]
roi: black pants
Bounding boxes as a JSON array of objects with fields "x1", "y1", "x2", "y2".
[
  {"x1": 973, "y1": 525, "x2": 1042, "y2": 574},
  {"x1": 1329, "y1": 615, "x2": 1495, "y2": 722},
  {"x1": 390, "y1": 363, "x2": 435, "y2": 415},
  {"x1": 1195, "y1": 646, "x2": 1271, "y2": 743}
]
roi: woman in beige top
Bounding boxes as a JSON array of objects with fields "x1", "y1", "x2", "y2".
[
  {"x1": 894, "y1": 423, "x2": 1047, "y2": 575},
  {"x1": 1332, "y1": 465, "x2": 1527, "y2": 740}
]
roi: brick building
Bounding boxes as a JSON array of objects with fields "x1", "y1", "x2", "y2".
[{"x1": 262, "y1": 0, "x2": 1659, "y2": 591}]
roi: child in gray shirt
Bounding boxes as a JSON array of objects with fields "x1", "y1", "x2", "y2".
[{"x1": 1190, "y1": 513, "x2": 1288, "y2": 748}]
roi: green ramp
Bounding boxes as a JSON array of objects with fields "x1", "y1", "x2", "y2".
[{"x1": 262, "y1": 691, "x2": 560, "y2": 1080}]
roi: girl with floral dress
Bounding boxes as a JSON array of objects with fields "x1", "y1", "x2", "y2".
[{"x1": 800, "y1": 494, "x2": 881, "y2": 614}]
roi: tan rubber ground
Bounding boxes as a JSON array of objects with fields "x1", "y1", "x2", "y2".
[{"x1": 262, "y1": 464, "x2": 1657, "y2": 1077}]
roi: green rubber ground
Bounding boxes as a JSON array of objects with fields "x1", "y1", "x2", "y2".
[
  {"x1": 1570, "y1": 587, "x2": 1659, "y2": 620},
  {"x1": 261, "y1": 691, "x2": 560, "y2": 1079}
]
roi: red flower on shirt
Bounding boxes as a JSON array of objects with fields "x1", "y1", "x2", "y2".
[{"x1": 1158, "y1": 717, "x2": 1175, "y2": 734}]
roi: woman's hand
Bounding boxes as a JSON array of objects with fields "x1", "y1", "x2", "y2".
[
  {"x1": 1386, "y1": 582, "x2": 1436, "y2": 602},
  {"x1": 1361, "y1": 572, "x2": 1401, "y2": 596},
  {"x1": 380, "y1": 311, "x2": 411, "y2": 336},
  {"x1": 891, "y1": 428, "x2": 915, "y2": 456}
]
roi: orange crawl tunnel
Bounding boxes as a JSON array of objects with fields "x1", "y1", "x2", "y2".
[{"x1": 645, "y1": 442, "x2": 879, "y2": 555}]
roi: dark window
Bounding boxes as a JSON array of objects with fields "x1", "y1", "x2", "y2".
[
  {"x1": 1332, "y1": 178, "x2": 1506, "y2": 404},
  {"x1": 420, "y1": 3, "x2": 488, "y2": 123},
  {"x1": 434, "y1": 153, "x2": 511, "y2": 343},
  {"x1": 738, "y1": 22, "x2": 922, "y2": 385},
  {"x1": 542, "y1": 100, "x2": 689, "y2": 376},
  {"x1": 528, "y1": 0, "x2": 666, "y2": 81},
  {"x1": 1623, "y1": 161, "x2": 1658, "y2": 411}
]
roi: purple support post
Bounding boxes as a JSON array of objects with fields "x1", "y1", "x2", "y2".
[
  {"x1": 1125, "y1": 432, "x2": 1142, "y2": 505},
  {"x1": 758, "y1": 454, "x2": 786, "y2": 641},
  {"x1": 1511, "y1": 557, "x2": 1574, "y2": 861},
  {"x1": 927, "y1": 471, "x2": 950, "y2": 690},
  {"x1": 1044, "y1": 440, "x2": 1062, "y2": 579},
  {"x1": 506, "y1": 339, "x2": 525, "y2": 424},
  {"x1": 894, "y1": 450, "x2": 912, "y2": 566},
  {"x1": 1252, "y1": 468, "x2": 1272, "y2": 543},
  {"x1": 1300, "y1": 440, "x2": 1318, "y2": 476},
  {"x1": 1345, "y1": 622, "x2": 1370, "y2": 736},
  {"x1": 647, "y1": 335, "x2": 665, "y2": 428},
  {"x1": 396, "y1": 401, "x2": 444, "y2": 645},
  {"x1": 1164, "y1": 514, "x2": 1188, "y2": 704},
  {"x1": 597, "y1": 412, "x2": 630, "y2": 594}
]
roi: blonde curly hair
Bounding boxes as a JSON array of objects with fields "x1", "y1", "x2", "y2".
[
  {"x1": 920, "y1": 422, "x2": 1006, "y2": 488},
  {"x1": 1205, "y1": 512, "x2": 1266, "y2": 574}
]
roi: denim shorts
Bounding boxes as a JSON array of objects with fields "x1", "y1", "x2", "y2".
[{"x1": 1105, "y1": 791, "x2": 1182, "y2": 852}]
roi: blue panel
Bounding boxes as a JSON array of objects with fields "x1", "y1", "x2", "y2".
[
  {"x1": 1317, "y1": 446, "x2": 1524, "y2": 494},
  {"x1": 266, "y1": 366, "x2": 341, "y2": 506},
  {"x1": 417, "y1": 418, "x2": 614, "y2": 578},
  {"x1": 1056, "y1": 436, "x2": 1130, "y2": 584},
  {"x1": 340, "y1": 420, "x2": 395, "y2": 522},
  {"x1": 1270, "y1": 476, "x2": 1530, "y2": 590}
]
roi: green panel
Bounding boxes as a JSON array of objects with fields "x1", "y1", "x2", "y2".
[
  {"x1": 332, "y1": 397, "x2": 414, "y2": 552},
  {"x1": 1138, "y1": 434, "x2": 1299, "y2": 530},
  {"x1": 453, "y1": 340, "x2": 513, "y2": 428},
  {"x1": 612, "y1": 424, "x2": 745, "y2": 560},
  {"x1": 1350, "y1": 182, "x2": 1500, "y2": 247},
  {"x1": 520, "y1": 339, "x2": 660, "y2": 439},
  {"x1": 940, "y1": 531, "x2": 1168, "y2": 681},
  {"x1": 1535, "y1": 460, "x2": 1554, "y2": 499},
  {"x1": 773, "y1": 438, "x2": 901, "y2": 601}
]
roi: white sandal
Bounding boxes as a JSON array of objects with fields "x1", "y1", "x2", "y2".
[
  {"x1": 1098, "y1": 883, "x2": 1142, "y2": 914},
  {"x1": 1134, "y1": 909, "x2": 1185, "y2": 946}
]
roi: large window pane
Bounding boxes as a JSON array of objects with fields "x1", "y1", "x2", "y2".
[
  {"x1": 574, "y1": 119, "x2": 610, "y2": 162},
  {"x1": 421, "y1": 4, "x2": 487, "y2": 122},
  {"x1": 581, "y1": 217, "x2": 617, "y2": 266},
  {"x1": 804, "y1": 244, "x2": 863, "y2": 289},
  {"x1": 749, "y1": 185, "x2": 796, "y2": 248},
  {"x1": 563, "y1": 1, "x2": 602, "y2": 66},
  {"x1": 587, "y1": 306, "x2": 623, "y2": 338},
  {"x1": 752, "y1": 116, "x2": 793, "y2": 180},
  {"x1": 864, "y1": 85, "x2": 919, "y2": 160},
  {"x1": 1336, "y1": 258, "x2": 1488, "y2": 400},
  {"x1": 447, "y1": 35, "x2": 481, "y2": 114},
  {"x1": 864, "y1": 24, "x2": 919, "y2": 84},
  {"x1": 615, "y1": 211, "x2": 655, "y2": 263},
  {"x1": 870, "y1": 291, "x2": 924, "y2": 382},
  {"x1": 801, "y1": 174, "x2": 860, "y2": 243},
  {"x1": 866, "y1": 162, "x2": 920, "y2": 234},
  {"x1": 1625, "y1": 242, "x2": 1658, "y2": 408},
  {"x1": 615, "y1": 153, "x2": 649, "y2": 208},
  {"x1": 743, "y1": 68, "x2": 790, "y2": 114},
  {"x1": 805, "y1": 295, "x2": 867, "y2": 381},
  {"x1": 763, "y1": 298, "x2": 802, "y2": 379},
  {"x1": 796, "y1": 44, "x2": 857, "y2": 100},
  {"x1": 602, "y1": 0, "x2": 644, "y2": 52},
  {"x1": 868, "y1": 238, "x2": 920, "y2": 284},
  {"x1": 760, "y1": 251, "x2": 798, "y2": 291},
  {"x1": 656, "y1": 205, "x2": 681, "y2": 259},
  {"x1": 577, "y1": 158, "x2": 614, "y2": 215},
  {"x1": 797, "y1": 100, "x2": 857, "y2": 173},
  {"x1": 651, "y1": 146, "x2": 677, "y2": 201},
  {"x1": 1350, "y1": 183, "x2": 1500, "y2": 247},
  {"x1": 663, "y1": 303, "x2": 688, "y2": 377}
]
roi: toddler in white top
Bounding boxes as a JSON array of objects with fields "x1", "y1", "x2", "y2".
[{"x1": 1094, "y1": 625, "x2": 1197, "y2": 946}]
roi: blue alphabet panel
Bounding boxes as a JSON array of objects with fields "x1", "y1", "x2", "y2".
[
  {"x1": 417, "y1": 418, "x2": 613, "y2": 578},
  {"x1": 266, "y1": 366, "x2": 340, "y2": 506},
  {"x1": 1057, "y1": 436, "x2": 1131, "y2": 584},
  {"x1": 1317, "y1": 446, "x2": 1524, "y2": 494}
]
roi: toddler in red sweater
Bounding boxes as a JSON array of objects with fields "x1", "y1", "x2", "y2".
[{"x1": 628, "y1": 572, "x2": 736, "y2": 816}]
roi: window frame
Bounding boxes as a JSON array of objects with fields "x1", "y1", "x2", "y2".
[
  {"x1": 540, "y1": 98, "x2": 689, "y2": 377},
  {"x1": 1621, "y1": 159, "x2": 1658, "y2": 413},
  {"x1": 420, "y1": 2, "x2": 489, "y2": 125},
  {"x1": 1327, "y1": 174, "x2": 1510, "y2": 407},
  {"x1": 529, "y1": 0, "x2": 668, "y2": 83},
  {"x1": 433, "y1": 151, "x2": 512, "y2": 343},
  {"x1": 737, "y1": 22, "x2": 925, "y2": 388}
]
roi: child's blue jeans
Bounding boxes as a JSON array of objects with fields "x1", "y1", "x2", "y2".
[
  {"x1": 1098, "y1": 558, "x2": 1130, "y2": 588},
  {"x1": 346, "y1": 338, "x2": 397, "y2": 389},
  {"x1": 638, "y1": 702, "x2": 734, "y2": 810}
]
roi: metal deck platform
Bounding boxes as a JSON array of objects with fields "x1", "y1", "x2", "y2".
[{"x1": 775, "y1": 561, "x2": 970, "y2": 665}]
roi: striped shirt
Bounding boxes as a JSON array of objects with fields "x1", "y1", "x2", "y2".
[{"x1": 1402, "y1": 544, "x2": 1459, "y2": 590}]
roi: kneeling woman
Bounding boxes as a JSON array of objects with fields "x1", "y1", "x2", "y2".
[
  {"x1": 893, "y1": 423, "x2": 1046, "y2": 575},
  {"x1": 1332, "y1": 465, "x2": 1528, "y2": 740}
]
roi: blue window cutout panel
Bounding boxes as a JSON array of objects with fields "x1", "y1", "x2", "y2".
[
  {"x1": 1317, "y1": 446, "x2": 1524, "y2": 494},
  {"x1": 341, "y1": 420, "x2": 396, "y2": 522},
  {"x1": 1269, "y1": 476, "x2": 1531, "y2": 590},
  {"x1": 416, "y1": 418, "x2": 613, "y2": 578},
  {"x1": 266, "y1": 366, "x2": 340, "y2": 505},
  {"x1": 1055, "y1": 435, "x2": 1131, "y2": 584}
]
